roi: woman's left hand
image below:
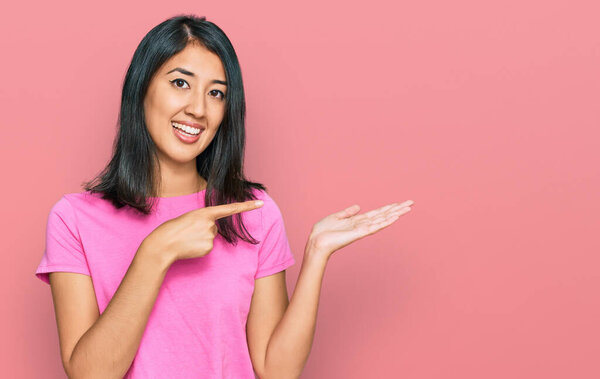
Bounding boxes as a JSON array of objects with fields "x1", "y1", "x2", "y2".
[{"x1": 306, "y1": 199, "x2": 415, "y2": 260}]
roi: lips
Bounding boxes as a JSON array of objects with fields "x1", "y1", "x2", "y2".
[
  {"x1": 172, "y1": 124, "x2": 202, "y2": 143},
  {"x1": 172, "y1": 120, "x2": 205, "y2": 130}
]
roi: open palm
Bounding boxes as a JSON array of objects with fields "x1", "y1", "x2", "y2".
[{"x1": 308, "y1": 200, "x2": 415, "y2": 257}]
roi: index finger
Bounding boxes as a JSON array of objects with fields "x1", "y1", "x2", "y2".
[{"x1": 204, "y1": 200, "x2": 265, "y2": 220}]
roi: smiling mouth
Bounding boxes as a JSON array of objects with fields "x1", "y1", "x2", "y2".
[{"x1": 171, "y1": 121, "x2": 203, "y2": 136}]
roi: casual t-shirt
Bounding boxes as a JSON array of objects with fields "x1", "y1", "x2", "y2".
[{"x1": 34, "y1": 187, "x2": 296, "y2": 378}]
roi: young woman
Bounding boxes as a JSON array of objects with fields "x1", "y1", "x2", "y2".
[{"x1": 35, "y1": 14, "x2": 414, "y2": 378}]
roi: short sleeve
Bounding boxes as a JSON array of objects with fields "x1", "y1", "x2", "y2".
[
  {"x1": 35, "y1": 195, "x2": 91, "y2": 285},
  {"x1": 254, "y1": 196, "x2": 296, "y2": 279}
]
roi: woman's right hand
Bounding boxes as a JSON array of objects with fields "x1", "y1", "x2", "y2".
[{"x1": 138, "y1": 199, "x2": 264, "y2": 266}]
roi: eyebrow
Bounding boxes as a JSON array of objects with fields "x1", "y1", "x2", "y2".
[{"x1": 166, "y1": 67, "x2": 227, "y2": 85}]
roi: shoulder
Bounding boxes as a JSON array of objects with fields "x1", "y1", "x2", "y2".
[
  {"x1": 63, "y1": 190, "x2": 103, "y2": 204},
  {"x1": 61, "y1": 190, "x2": 118, "y2": 214},
  {"x1": 248, "y1": 188, "x2": 286, "y2": 228},
  {"x1": 49, "y1": 191, "x2": 95, "y2": 215},
  {"x1": 46, "y1": 191, "x2": 125, "y2": 228},
  {"x1": 46, "y1": 192, "x2": 97, "y2": 224},
  {"x1": 250, "y1": 188, "x2": 282, "y2": 213},
  {"x1": 249, "y1": 187, "x2": 272, "y2": 202},
  {"x1": 44, "y1": 195, "x2": 80, "y2": 236}
]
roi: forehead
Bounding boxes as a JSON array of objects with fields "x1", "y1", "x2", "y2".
[{"x1": 161, "y1": 43, "x2": 225, "y2": 78}]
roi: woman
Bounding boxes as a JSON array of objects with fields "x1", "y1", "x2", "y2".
[{"x1": 35, "y1": 14, "x2": 414, "y2": 378}]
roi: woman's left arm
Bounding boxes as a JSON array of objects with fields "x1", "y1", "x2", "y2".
[{"x1": 262, "y1": 200, "x2": 414, "y2": 378}]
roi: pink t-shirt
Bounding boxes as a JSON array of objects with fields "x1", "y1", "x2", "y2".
[{"x1": 35, "y1": 187, "x2": 295, "y2": 378}]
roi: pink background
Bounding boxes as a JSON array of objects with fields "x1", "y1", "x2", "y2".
[{"x1": 1, "y1": 0, "x2": 598, "y2": 378}]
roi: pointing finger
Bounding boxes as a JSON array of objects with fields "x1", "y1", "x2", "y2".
[{"x1": 204, "y1": 200, "x2": 265, "y2": 220}]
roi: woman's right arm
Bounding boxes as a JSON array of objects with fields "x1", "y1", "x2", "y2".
[
  {"x1": 50, "y1": 244, "x2": 172, "y2": 379},
  {"x1": 48, "y1": 199, "x2": 263, "y2": 378}
]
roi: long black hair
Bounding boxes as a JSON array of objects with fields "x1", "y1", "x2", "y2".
[{"x1": 83, "y1": 14, "x2": 266, "y2": 246}]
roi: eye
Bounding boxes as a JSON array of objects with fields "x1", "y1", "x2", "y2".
[
  {"x1": 170, "y1": 78, "x2": 189, "y2": 89},
  {"x1": 210, "y1": 89, "x2": 226, "y2": 100}
]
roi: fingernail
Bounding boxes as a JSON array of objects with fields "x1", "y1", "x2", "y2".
[{"x1": 255, "y1": 200, "x2": 264, "y2": 206}]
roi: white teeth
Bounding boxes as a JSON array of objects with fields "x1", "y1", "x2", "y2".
[{"x1": 171, "y1": 122, "x2": 202, "y2": 135}]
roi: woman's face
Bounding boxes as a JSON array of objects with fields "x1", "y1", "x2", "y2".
[{"x1": 143, "y1": 42, "x2": 227, "y2": 167}]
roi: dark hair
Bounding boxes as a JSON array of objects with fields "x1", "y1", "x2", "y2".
[{"x1": 83, "y1": 14, "x2": 266, "y2": 246}]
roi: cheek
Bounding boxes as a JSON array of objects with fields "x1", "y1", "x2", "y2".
[
  {"x1": 160, "y1": 93, "x2": 182, "y2": 113},
  {"x1": 145, "y1": 91, "x2": 181, "y2": 128},
  {"x1": 210, "y1": 105, "x2": 227, "y2": 126}
]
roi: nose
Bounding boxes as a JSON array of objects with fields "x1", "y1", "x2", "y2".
[{"x1": 184, "y1": 90, "x2": 207, "y2": 120}]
